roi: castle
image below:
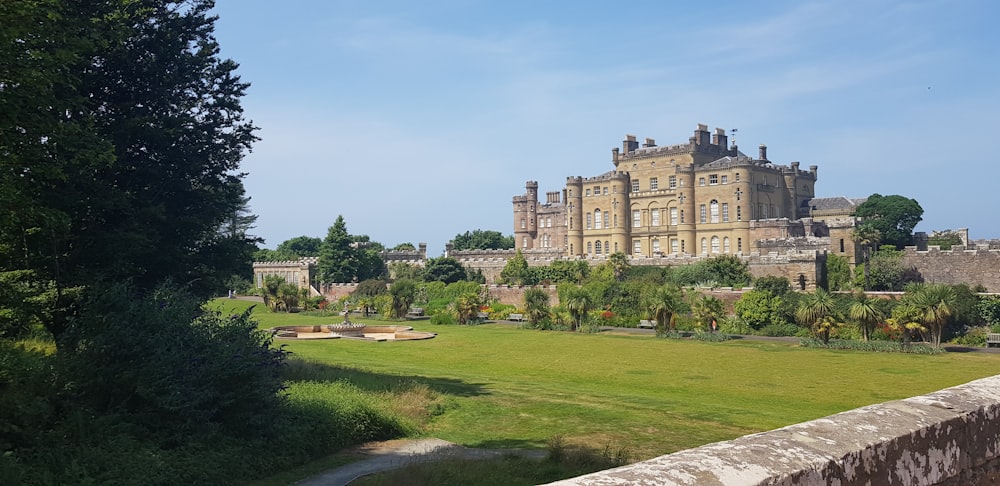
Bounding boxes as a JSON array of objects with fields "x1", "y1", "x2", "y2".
[{"x1": 513, "y1": 123, "x2": 861, "y2": 264}]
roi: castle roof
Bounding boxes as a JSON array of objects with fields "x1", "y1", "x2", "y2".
[{"x1": 805, "y1": 196, "x2": 868, "y2": 211}]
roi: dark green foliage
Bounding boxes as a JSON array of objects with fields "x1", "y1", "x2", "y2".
[
  {"x1": 58, "y1": 283, "x2": 289, "y2": 437},
  {"x1": 523, "y1": 288, "x2": 551, "y2": 326},
  {"x1": 317, "y1": 216, "x2": 356, "y2": 283},
  {"x1": 389, "y1": 279, "x2": 417, "y2": 318},
  {"x1": 825, "y1": 253, "x2": 852, "y2": 291},
  {"x1": 0, "y1": 0, "x2": 259, "y2": 339},
  {"x1": 799, "y1": 338, "x2": 942, "y2": 354},
  {"x1": 701, "y1": 255, "x2": 753, "y2": 288},
  {"x1": 354, "y1": 279, "x2": 389, "y2": 298},
  {"x1": 753, "y1": 276, "x2": 792, "y2": 296},
  {"x1": 423, "y1": 257, "x2": 468, "y2": 284},
  {"x1": 253, "y1": 248, "x2": 300, "y2": 262},
  {"x1": 734, "y1": 290, "x2": 790, "y2": 330},
  {"x1": 391, "y1": 242, "x2": 416, "y2": 251},
  {"x1": 977, "y1": 295, "x2": 1000, "y2": 326},
  {"x1": 853, "y1": 246, "x2": 923, "y2": 291},
  {"x1": 500, "y1": 250, "x2": 531, "y2": 285},
  {"x1": 452, "y1": 230, "x2": 515, "y2": 250},
  {"x1": 533, "y1": 260, "x2": 591, "y2": 285},
  {"x1": 853, "y1": 194, "x2": 924, "y2": 249},
  {"x1": 276, "y1": 236, "x2": 323, "y2": 257}
]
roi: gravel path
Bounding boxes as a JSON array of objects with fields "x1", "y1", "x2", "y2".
[{"x1": 294, "y1": 438, "x2": 546, "y2": 486}]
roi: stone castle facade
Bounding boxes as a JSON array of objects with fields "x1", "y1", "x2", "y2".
[{"x1": 512, "y1": 123, "x2": 862, "y2": 264}]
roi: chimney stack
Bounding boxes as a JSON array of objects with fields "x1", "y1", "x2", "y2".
[
  {"x1": 623, "y1": 134, "x2": 639, "y2": 154},
  {"x1": 643, "y1": 137, "x2": 656, "y2": 148},
  {"x1": 758, "y1": 144, "x2": 768, "y2": 161}
]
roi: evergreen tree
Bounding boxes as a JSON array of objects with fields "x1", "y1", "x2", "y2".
[{"x1": 317, "y1": 216, "x2": 356, "y2": 283}]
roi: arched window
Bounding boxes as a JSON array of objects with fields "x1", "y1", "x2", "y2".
[
  {"x1": 701, "y1": 238, "x2": 708, "y2": 254},
  {"x1": 587, "y1": 241, "x2": 593, "y2": 254},
  {"x1": 595, "y1": 240, "x2": 602, "y2": 254},
  {"x1": 605, "y1": 241, "x2": 610, "y2": 253},
  {"x1": 594, "y1": 209, "x2": 602, "y2": 229},
  {"x1": 723, "y1": 237, "x2": 731, "y2": 253},
  {"x1": 711, "y1": 236, "x2": 720, "y2": 253},
  {"x1": 710, "y1": 200, "x2": 719, "y2": 223}
]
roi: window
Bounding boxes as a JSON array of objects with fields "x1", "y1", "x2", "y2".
[
  {"x1": 735, "y1": 173, "x2": 740, "y2": 182},
  {"x1": 700, "y1": 204, "x2": 707, "y2": 223},
  {"x1": 586, "y1": 189, "x2": 591, "y2": 197},
  {"x1": 586, "y1": 213, "x2": 592, "y2": 229},
  {"x1": 520, "y1": 218, "x2": 525, "y2": 229},
  {"x1": 680, "y1": 209, "x2": 685, "y2": 224},
  {"x1": 724, "y1": 237, "x2": 731, "y2": 253},
  {"x1": 587, "y1": 242, "x2": 592, "y2": 254},
  {"x1": 633, "y1": 239, "x2": 641, "y2": 254},
  {"x1": 650, "y1": 177, "x2": 658, "y2": 190},
  {"x1": 737, "y1": 206, "x2": 742, "y2": 221},
  {"x1": 651, "y1": 208, "x2": 660, "y2": 226},
  {"x1": 603, "y1": 211, "x2": 609, "y2": 228},
  {"x1": 699, "y1": 177, "x2": 706, "y2": 186},
  {"x1": 522, "y1": 237, "x2": 528, "y2": 248},
  {"x1": 701, "y1": 238, "x2": 708, "y2": 254},
  {"x1": 603, "y1": 187, "x2": 608, "y2": 195},
  {"x1": 594, "y1": 209, "x2": 602, "y2": 229},
  {"x1": 737, "y1": 237, "x2": 742, "y2": 252},
  {"x1": 631, "y1": 180, "x2": 639, "y2": 192},
  {"x1": 668, "y1": 175, "x2": 677, "y2": 189},
  {"x1": 633, "y1": 210, "x2": 641, "y2": 227},
  {"x1": 670, "y1": 239, "x2": 679, "y2": 254},
  {"x1": 605, "y1": 241, "x2": 610, "y2": 253},
  {"x1": 770, "y1": 205, "x2": 776, "y2": 218},
  {"x1": 547, "y1": 217, "x2": 552, "y2": 228},
  {"x1": 710, "y1": 200, "x2": 719, "y2": 223},
  {"x1": 758, "y1": 203, "x2": 764, "y2": 219},
  {"x1": 722, "y1": 203, "x2": 729, "y2": 222},
  {"x1": 681, "y1": 240, "x2": 686, "y2": 253},
  {"x1": 670, "y1": 207, "x2": 678, "y2": 225},
  {"x1": 568, "y1": 189, "x2": 573, "y2": 197},
  {"x1": 711, "y1": 236, "x2": 720, "y2": 253},
  {"x1": 595, "y1": 240, "x2": 602, "y2": 255},
  {"x1": 594, "y1": 186, "x2": 601, "y2": 195},
  {"x1": 840, "y1": 238, "x2": 845, "y2": 252},
  {"x1": 721, "y1": 175, "x2": 728, "y2": 184},
  {"x1": 614, "y1": 242, "x2": 618, "y2": 252},
  {"x1": 613, "y1": 214, "x2": 618, "y2": 227},
  {"x1": 709, "y1": 174, "x2": 718, "y2": 185},
  {"x1": 652, "y1": 239, "x2": 661, "y2": 253}
]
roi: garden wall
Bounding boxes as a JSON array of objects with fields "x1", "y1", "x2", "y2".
[
  {"x1": 902, "y1": 246, "x2": 1000, "y2": 292},
  {"x1": 548, "y1": 374, "x2": 1000, "y2": 485}
]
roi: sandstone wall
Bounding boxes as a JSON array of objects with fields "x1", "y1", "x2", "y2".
[
  {"x1": 903, "y1": 246, "x2": 1000, "y2": 292},
  {"x1": 548, "y1": 374, "x2": 1000, "y2": 486}
]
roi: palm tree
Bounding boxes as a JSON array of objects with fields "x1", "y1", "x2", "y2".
[
  {"x1": 454, "y1": 292, "x2": 481, "y2": 325},
  {"x1": 848, "y1": 293, "x2": 884, "y2": 341},
  {"x1": 644, "y1": 285, "x2": 686, "y2": 333},
  {"x1": 851, "y1": 226, "x2": 881, "y2": 290},
  {"x1": 523, "y1": 288, "x2": 551, "y2": 327},
  {"x1": 796, "y1": 288, "x2": 840, "y2": 344},
  {"x1": 908, "y1": 283, "x2": 955, "y2": 348},
  {"x1": 608, "y1": 252, "x2": 630, "y2": 282},
  {"x1": 691, "y1": 294, "x2": 724, "y2": 332},
  {"x1": 563, "y1": 287, "x2": 592, "y2": 332},
  {"x1": 887, "y1": 301, "x2": 925, "y2": 345}
]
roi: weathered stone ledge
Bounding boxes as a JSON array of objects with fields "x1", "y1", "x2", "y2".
[{"x1": 547, "y1": 375, "x2": 1000, "y2": 485}]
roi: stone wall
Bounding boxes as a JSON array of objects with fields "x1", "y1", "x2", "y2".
[
  {"x1": 902, "y1": 246, "x2": 1000, "y2": 292},
  {"x1": 485, "y1": 285, "x2": 560, "y2": 307},
  {"x1": 318, "y1": 283, "x2": 359, "y2": 301},
  {"x1": 548, "y1": 374, "x2": 1000, "y2": 485}
]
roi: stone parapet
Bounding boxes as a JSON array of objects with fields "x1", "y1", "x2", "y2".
[
  {"x1": 902, "y1": 246, "x2": 1000, "y2": 292},
  {"x1": 547, "y1": 374, "x2": 1000, "y2": 485}
]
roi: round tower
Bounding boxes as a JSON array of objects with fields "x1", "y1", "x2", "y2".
[
  {"x1": 676, "y1": 166, "x2": 697, "y2": 254},
  {"x1": 566, "y1": 176, "x2": 584, "y2": 257},
  {"x1": 610, "y1": 173, "x2": 630, "y2": 255}
]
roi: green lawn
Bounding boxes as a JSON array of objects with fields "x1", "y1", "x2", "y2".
[{"x1": 211, "y1": 299, "x2": 1000, "y2": 460}]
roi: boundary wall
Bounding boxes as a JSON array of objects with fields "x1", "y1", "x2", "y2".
[
  {"x1": 903, "y1": 246, "x2": 1000, "y2": 292},
  {"x1": 548, "y1": 374, "x2": 1000, "y2": 485}
]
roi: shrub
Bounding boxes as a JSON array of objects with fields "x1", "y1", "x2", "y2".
[
  {"x1": 57, "y1": 283, "x2": 290, "y2": 437},
  {"x1": 757, "y1": 322, "x2": 801, "y2": 337},
  {"x1": 950, "y1": 326, "x2": 991, "y2": 347},
  {"x1": 799, "y1": 338, "x2": 942, "y2": 354},
  {"x1": 430, "y1": 312, "x2": 457, "y2": 325}
]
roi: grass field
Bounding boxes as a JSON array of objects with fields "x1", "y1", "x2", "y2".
[{"x1": 210, "y1": 299, "x2": 1000, "y2": 463}]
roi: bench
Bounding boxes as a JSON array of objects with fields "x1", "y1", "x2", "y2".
[
  {"x1": 476, "y1": 311, "x2": 489, "y2": 320},
  {"x1": 406, "y1": 307, "x2": 424, "y2": 317},
  {"x1": 638, "y1": 319, "x2": 655, "y2": 329},
  {"x1": 509, "y1": 313, "x2": 525, "y2": 322},
  {"x1": 988, "y1": 333, "x2": 1000, "y2": 348}
]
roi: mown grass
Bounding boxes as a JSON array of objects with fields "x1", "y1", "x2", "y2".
[{"x1": 208, "y1": 299, "x2": 1000, "y2": 481}]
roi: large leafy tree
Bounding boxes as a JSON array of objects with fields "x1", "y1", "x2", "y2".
[
  {"x1": 853, "y1": 194, "x2": 923, "y2": 249},
  {"x1": 276, "y1": 236, "x2": 323, "y2": 257},
  {"x1": 423, "y1": 257, "x2": 467, "y2": 284},
  {"x1": 1, "y1": 0, "x2": 258, "y2": 340},
  {"x1": 643, "y1": 284, "x2": 687, "y2": 333},
  {"x1": 451, "y1": 229, "x2": 514, "y2": 250}
]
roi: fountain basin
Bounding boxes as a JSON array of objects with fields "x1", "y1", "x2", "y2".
[{"x1": 271, "y1": 324, "x2": 436, "y2": 342}]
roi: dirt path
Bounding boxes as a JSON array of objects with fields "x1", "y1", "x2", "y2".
[{"x1": 294, "y1": 438, "x2": 546, "y2": 486}]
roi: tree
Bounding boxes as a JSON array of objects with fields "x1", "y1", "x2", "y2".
[
  {"x1": 391, "y1": 242, "x2": 416, "y2": 251},
  {"x1": 848, "y1": 293, "x2": 884, "y2": 341},
  {"x1": 454, "y1": 292, "x2": 482, "y2": 325},
  {"x1": 423, "y1": 257, "x2": 467, "y2": 284},
  {"x1": 703, "y1": 255, "x2": 752, "y2": 288},
  {"x1": 0, "y1": 0, "x2": 259, "y2": 340},
  {"x1": 389, "y1": 279, "x2": 417, "y2": 319},
  {"x1": 734, "y1": 290, "x2": 790, "y2": 330},
  {"x1": 852, "y1": 246, "x2": 922, "y2": 291},
  {"x1": 643, "y1": 285, "x2": 687, "y2": 333},
  {"x1": 499, "y1": 250, "x2": 531, "y2": 285},
  {"x1": 753, "y1": 276, "x2": 791, "y2": 296},
  {"x1": 853, "y1": 194, "x2": 924, "y2": 249},
  {"x1": 276, "y1": 236, "x2": 323, "y2": 257},
  {"x1": 562, "y1": 286, "x2": 593, "y2": 332},
  {"x1": 317, "y1": 216, "x2": 355, "y2": 283},
  {"x1": 608, "y1": 252, "x2": 630, "y2": 282},
  {"x1": 908, "y1": 283, "x2": 956, "y2": 348},
  {"x1": 523, "y1": 288, "x2": 551, "y2": 327},
  {"x1": 825, "y1": 253, "x2": 852, "y2": 291},
  {"x1": 691, "y1": 294, "x2": 724, "y2": 332},
  {"x1": 795, "y1": 288, "x2": 841, "y2": 344},
  {"x1": 452, "y1": 230, "x2": 514, "y2": 250}
]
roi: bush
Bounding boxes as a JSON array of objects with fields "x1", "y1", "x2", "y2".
[
  {"x1": 950, "y1": 326, "x2": 992, "y2": 347},
  {"x1": 799, "y1": 338, "x2": 943, "y2": 354},
  {"x1": 57, "y1": 283, "x2": 290, "y2": 438},
  {"x1": 430, "y1": 312, "x2": 457, "y2": 325},
  {"x1": 756, "y1": 322, "x2": 801, "y2": 337}
]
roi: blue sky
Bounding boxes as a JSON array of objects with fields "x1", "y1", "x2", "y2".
[{"x1": 211, "y1": 0, "x2": 1000, "y2": 254}]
